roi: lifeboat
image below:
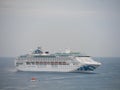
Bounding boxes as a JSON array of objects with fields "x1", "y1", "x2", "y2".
[{"x1": 31, "y1": 77, "x2": 37, "y2": 81}]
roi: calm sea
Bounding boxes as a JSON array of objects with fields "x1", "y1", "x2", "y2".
[{"x1": 0, "y1": 57, "x2": 120, "y2": 90}]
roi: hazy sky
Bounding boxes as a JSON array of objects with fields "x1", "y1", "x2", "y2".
[{"x1": 0, "y1": 0, "x2": 120, "y2": 57}]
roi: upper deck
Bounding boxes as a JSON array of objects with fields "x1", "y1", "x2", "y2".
[{"x1": 18, "y1": 47, "x2": 90, "y2": 59}]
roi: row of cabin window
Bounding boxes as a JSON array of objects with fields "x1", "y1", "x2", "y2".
[
  {"x1": 26, "y1": 62, "x2": 69, "y2": 65},
  {"x1": 16, "y1": 62, "x2": 23, "y2": 66},
  {"x1": 19, "y1": 57, "x2": 70, "y2": 60}
]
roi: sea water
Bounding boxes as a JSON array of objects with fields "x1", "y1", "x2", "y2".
[{"x1": 0, "y1": 57, "x2": 120, "y2": 90}]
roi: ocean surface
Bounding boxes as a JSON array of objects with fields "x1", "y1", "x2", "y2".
[{"x1": 0, "y1": 57, "x2": 120, "y2": 90}]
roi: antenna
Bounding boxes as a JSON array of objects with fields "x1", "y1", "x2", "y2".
[{"x1": 37, "y1": 46, "x2": 42, "y2": 50}]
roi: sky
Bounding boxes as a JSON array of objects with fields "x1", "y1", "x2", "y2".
[{"x1": 0, "y1": 0, "x2": 120, "y2": 57}]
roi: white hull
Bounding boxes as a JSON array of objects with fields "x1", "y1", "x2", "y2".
[{"x1": 16, "y1": 64, "x2": 100, "y2": 72}]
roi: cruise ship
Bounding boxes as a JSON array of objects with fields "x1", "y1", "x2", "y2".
[{"x1": 15, "y1": 47, "x2": 101, "y2": 72}]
